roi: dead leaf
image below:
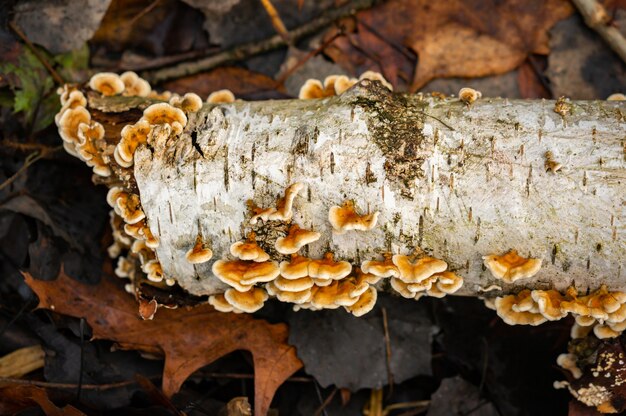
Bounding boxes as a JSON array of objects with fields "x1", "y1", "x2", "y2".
[
  {"x1": 161, "y1": 66, "x2": 287, "y2": 100},
  {"x1": 13, "y1": 0, "x2": 112, "y2": 54},
  {"x1": 0, "y1": 384, "x2": 85, "y2": 416},
  {"x1": 517, "y1": 58, "x2": 551, "y2": 99},
  {"x1": 24, "y1": 269, "x2": 303, "y2": 416},
  {"x1": 547, "y1": 13, "x2": 626, "y2": 99},
  {"x1": 426, "y1": 376, "x2": 498, "y2": 416},
  {"x1": 324, "y1": 0, "x2": 573, "y2": 90}
]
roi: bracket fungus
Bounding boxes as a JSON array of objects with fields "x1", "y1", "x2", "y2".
[
  {"x1": 483, "y1": 250, "x2": 542, "y2": 283},
  {"x1": 207, "y1": 89, "x2": 235, "y2": 103},
  {"x1": 249, "y1": 182, "x2": 303, "y2": 224},
  {"x1": 275, "y1": 224, "x2": 321, "y2": 255},
  {"x1": 328, "y1": 200, "x2": 379, "y2": 234},
  {"x1": 185, "y1": 234, "x2": 213, "y2": 264},
  {"x1": 89, "y1": 72, "x2": 125, "y2": 96},
  {"x1": 458, "y1": 87, "x2": 482, "y2": 105}
]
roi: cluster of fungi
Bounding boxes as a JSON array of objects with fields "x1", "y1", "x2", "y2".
[{"x1": 55, "y1": 70, "x2": 626, "y2": 412}]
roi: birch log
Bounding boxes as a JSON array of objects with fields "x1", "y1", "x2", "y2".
[{"x1": 90, "y1": 81, "x2": 626, "y2": 298}]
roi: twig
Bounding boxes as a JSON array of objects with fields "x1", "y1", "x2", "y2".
[
  {"x1": 76, "y1": 318, "x2": 85, "y2": 401},
  {"x1": 8, "y1": 21, "x2": 64, "y2": 85},
  {"x1": 274, "y1": 30, "x2": 345, "y2": 87},
  {"x1": 572, "y1": 0, "x2": 626, "y2": 64},
  {"x1": 128, "y1": 0, "x2": 162, "y2": 27},
  {"x1": 260, "y1": 0, "x2": 290, "y2": 44},
  {"x1": 0, "y1": 377, "x2": 139, "y2": 390},
  {"x1": 0, "y1": 146, "x2": 62, "y2": 192},
  {"x1": 381, "y1": 307, "x2": 394, "y2": 397},
  {"x1": 313, "y1": 387, "x2": 337, "y2": 416},
  {"x1": 313, "y1": 382, "x2": 329, "y2": 416},
  {"x1": 143, "y1": 0, "x2": 376, "y2": 83},
  {"x1": 0, "y1": 141, "x2": 62, "y2": 154},
  {"x1": 195, "y1": 370, "x2": 313, "y2": 383}
]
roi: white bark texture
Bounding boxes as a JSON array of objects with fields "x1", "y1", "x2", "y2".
[{"x1": 116, "y1": 82, "x2": 625, "y2": 297}]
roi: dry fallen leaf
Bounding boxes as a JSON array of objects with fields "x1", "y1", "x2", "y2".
[
  {"x1": 24, "y1": 269, "x2": 303, "y2": 416},
  {"x1": 0, "y1": 384, "x2": 86, "y2": 416},
  {"x1": 324, "y1": 0, "x2": 572, "y2": 90}
]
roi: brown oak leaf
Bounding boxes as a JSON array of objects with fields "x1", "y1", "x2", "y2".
[
  {"x1": 324, "y1": 0, "x2": 572, "y2": 90},
  {"x1": 0, "y1": 384, "x2": 85, "y2": 416},
  {"x1": 23, "y1": 270, "x2": 302, "y2": 416}
]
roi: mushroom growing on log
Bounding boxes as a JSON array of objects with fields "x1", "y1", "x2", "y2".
[{"x1": 55, "y1": 73, "x2": 625, "y2": 325}]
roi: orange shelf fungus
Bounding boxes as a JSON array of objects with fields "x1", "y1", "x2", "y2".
[
  {"x1": 77, "y1": 121, "x2": 110, "y2": 177},
  {"x1": 120, "y1": 71, "x2": 151, "y2": 97},
  {"x1": 359, "y1": 71, "x2": 393, "y2": 91},
  {"x1": 346, "y1": 286, "x2": 378, "y2": 317},
  {"x1": 89, "y1": 72, "x2": 125, "y2": 96},
  {"x1": 298, "y1": 79, "x2": 329, "y2": 100},
  {"x1": 212, "y1": 259, "x2": 279, "y2": 290},
  {"x1": 432, "y1": 271, "x2": 464, "y2": 295},
  {"x1": 266, "y1": 281, "x2": 314, "y2": 304},
  {"x1": 273, "y1": 275, "x2": 314, "y2": 292},
  {"x1": 392, "y1": 254, "x2": 448, "y2": 284},
  {"x1": 531, "y1": 290, "x2": 568, "y2": 321},
  {"x1": 142, "y1": 259, "x2": 164, "y2": 283},
  {"x1": 275, "y1": 224, "x2": 321, "y2": 255},
  {"x1": 250, "y1": 182, "x2": 303, "y2": 224},
  {"x1": 170, "y1": 92, "x2": 203, "y2": 113},
  {"x1": 115, "y1": 119, "x2": 152, "y2": 168},
  {"x1": 458, "y1": 87, "x2": 482, "y2": 105},
  {"x1": 185, "y1": 234, "x2": 213, "y2": 264},
  {"x1": 308, "y1": 252, "x2": 352, "y2": 281},
  {"x1": 57, "y1": 106, "x2": 91, "y2": 147},
  {"x1": 141, "y1": 102, "x2": 187, "y2": 130},
  {"x1": 279, "y1": 254, "x2": 312, "y2": 280},
  {"x1": 208, "y1": 293, "x2": 241, "y2": 313},
  {"x1": 207, "y1": 89, "x2": 235, "y2": 103},
  {"x1": 328, "y1": 200, "x2": 379, "y2": 234},
  {"x1": 224, "y1": 287, "x2": 269, "y2": 313},
  {"x1": 483, "y1": 250, "x2": 542, "y2": 283},
  {"x1": 361, "y1": 254, "x2": 400, "y2": 278},
  {"x1": 495, "y1": 290, "x2": 548, "y2": 326},
  {"x1": 230, "y1": 233, "x2": 270, "y2": 262},
  {"x1": 116, "y1": 193, "x2": 146, "y2": 225}
]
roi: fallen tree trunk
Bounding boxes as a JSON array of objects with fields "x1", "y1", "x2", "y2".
[{"x1": 83, "y1": 81, "x2": 625, "y2": 298}]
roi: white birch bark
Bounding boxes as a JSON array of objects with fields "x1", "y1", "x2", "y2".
[{"x1": 120, "y1": 82, "x2": 625, "y2": 297}]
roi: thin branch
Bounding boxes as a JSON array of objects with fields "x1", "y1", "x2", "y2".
[
  {"x1": 143, "y1": 0, "x2": 376, "y2": 83},
  {"x1": 313, "y1": 387, "x2": 337, "y2": 416},
  {"x1": 381, "y1": 307, "x2": 394, "y2": 398},
  {"x1": 572, "y1": 0, "x2": 626, "y2": 64},
  {"x1": 0, "y1": 377, "x2": 139, "y2": 391},
  {"x1": 0, "y1": 145, "x2": 62, "y2": 192},
  {"x1": 260, "y1": 0, "x2": 291, "y2": 44},
  {"x1": 8, "y1": 21, "x2": 64, "y2": 85}
]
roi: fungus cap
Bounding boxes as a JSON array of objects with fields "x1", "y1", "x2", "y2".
[
  {"x1": 361, "y1": 254, "x2": 400, "y2": 278},
  {"x1": 58, "y1": 106, "x2": 91, "y2": 145},
  {"x1": 207, "y1": 89, "x2": 235, "y2": 103},
  {"x1": 120, "y1": 71, "x2": 151, "y2": 97},
  {"x1": 279, "y1": 254, "x2": 311, "y2": 279},
  {"x1": 434, "y1": 271, "x2": 464, "y2": 294},
  {"x1": 531, "y1": 289, "x2": 567, "y2": 320},
  {"x1": 212, "y1": 259, "x2": 279, "y2": 290},
  {"x1": 346, "y1": 286, "x2": 378, "y2": 317},
  {"x1": 209, "y1": 294, "x2": 241, "y2": 313},
  {"x1": 298, "y1": 79, "x2": 325, "y2": 99},
  {"x1": 390, "y1": 277, "x2": 416, "y2": 299},
  {"x1": 250, "y1": 182, "x2": 303, "y2": 224},
  {"x1": 224, "y1": 287, "x2": 268, "y2": 313},
  {"x1": 392, "y1": 255, "x2": 448, "y2": 284},
  {"x1": 170, "y1": 92, "x2": 203, "y2": 113},
  {"x1": 458, "y1": 87, "x2": 482, "y2": 104},
  {"x1": 594, "y1": 324, "x2": 620, "y2": 339},
  {"x1": 89, "y1": 72, "x2": 125, "y2": 96},
  {"x1": 328, "y1": 200, "x2": 379, "y2": 234},
  {"x1": 230, "y1": 234, "x2": 270, "y2": 262},
  {"x1": 141, "y1": 102, "x2": 187, "y2": 128},
  {"x1": 274, "y1": 275, "x2": 314, "y2": 292},
  {"x1": 185, "y1": 235, "x2": 213, "y2": 264},
  {"x1": 116, "y1": 119, "x2": 152, "y2": 166},
  {"x1": 483, "y1": 250, "x2": 542, "y2": 283},
  {"x1": 333, "y1": 75, "x2": 358, "y2": 95},
  {"x1": 275, "y1": 224, "x2": 321, "y2": 255},
  {"x1": 495, "y1": 291, "x2": 548, "y2": 326},
  {"x1": 308, "y1": 252, "x2": 352, "y2": 280},
  {"x1": 359, "y1": 71, "x2": 393, "y2": 91}
]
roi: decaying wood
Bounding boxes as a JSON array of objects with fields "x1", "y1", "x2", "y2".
[{"x1": 88, "y1": 81, "x2": 626, "y2": 298}]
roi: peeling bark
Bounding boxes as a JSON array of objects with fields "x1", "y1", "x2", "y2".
[{"x1": 89, "y1": 81, "x2": 626, "y2": 298}]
